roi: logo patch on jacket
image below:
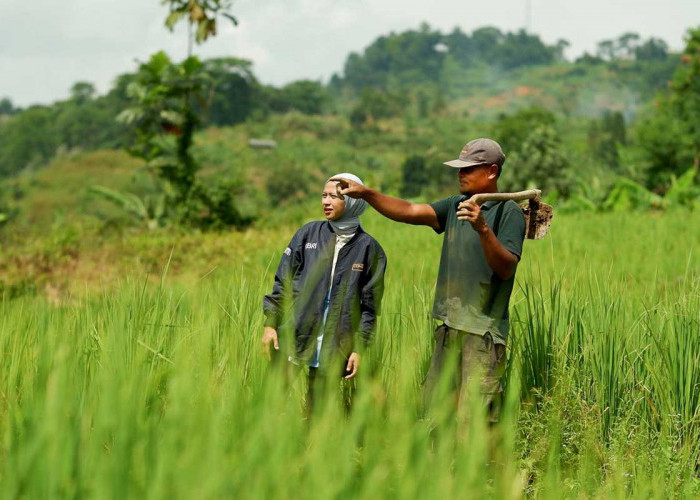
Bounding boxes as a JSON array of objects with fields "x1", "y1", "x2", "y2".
[
  {"x1": 305, "y1": 242, "x2": 318, "y2": 250},
  {"x1": 352, "y1": 263, "x2": 364, "y2": 272},
  {"x1": 284, "y1": 247, "x2": 291, "y2": 256}
]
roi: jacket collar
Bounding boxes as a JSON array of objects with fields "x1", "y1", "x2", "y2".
[{"x1": 322, "y1": 220, "x2": 365, "y2": 241}]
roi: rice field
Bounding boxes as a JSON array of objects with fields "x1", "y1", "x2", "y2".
[{"x1": 1, "y1": 209, "x2": 699, "y2": 498}]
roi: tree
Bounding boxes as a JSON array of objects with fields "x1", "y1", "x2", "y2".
[
  {"x1": 497, "y1": 29, "x2": 555, "y2": 68},
  {"x1": 116, "y1": 52, "x2": 249, "y2": 228},
  {"x1": 162, "y1": 0, "x2": 238, "y2": 56},
  {"x1": 349, "y1": 88, "x2": 409, "y2": 127},
  {"x1": 491, "y1": 107, "x2": 556, "y2": 156},
  {"x1": 471, "y1": 26, "x2": 504, "y2": 61},
  {"x1": 669, "y1": 26, "x2": 700, "y2": 168},
  {"x1": 575, "y1": 52, "x2": 604, "y2": 65},
  {"x1": 630, "y1": 107, "x2": 694, "y2": 191},
  {"x1": 0, "y1": 106, "x2": 58, "y2": 177},
  {"x1": 634, "y1": 38, "x2": 668, "y2": 61},
  {"x1": 596, "y1": 40, "x2": 617, "y2": 61},
  {"x1": 110, "y1": 1, "x2": 251, "y2": 229},
  {"x1": 0, "y1": 98, "x2": 17, "y2": 116},
  {"x1": 336, "y1": 25, "x2": 564, "y2": 92},
  {"x1": 278, "y1": 80, "x2": 328, "y2": 115},
  {"x1": 400, "y1": 155, "x2": 429, "y2": 198},
  {"x1": 589, "y1": 111, "x2": 626, "y2": 169},
  {"x1": 552, "y1": 39, "x2": 571, "y2": 62},
  {"x1": 202, "y1": 57, "x2": 256, "y2": 125},
  {"x1": 70, "y1": 82, "x2": 96, "y2": 104},
  {"x1": 617, "y1": 32, "x2": 641, "y2": 59},
  {"x1": 500, "y1": 125, "x2": 573, "y2": 198}
]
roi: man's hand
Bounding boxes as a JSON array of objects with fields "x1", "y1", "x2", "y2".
[
  {"x1": 456, "y1": 200, "x2": 489, "y2": 235},
  {"x1": 329, "y1": 177, "x2": 367, "y2": 199},
  {"x1": 344, "y1": 352, "x2": 360, "y2": 379},
  {"x1": 262, "y1": 326, "x2": 279, "y2": 361}
]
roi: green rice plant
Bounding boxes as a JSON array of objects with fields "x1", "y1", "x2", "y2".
[{"x1": 1, "y1": 209, "x2": 699, "y2": 497}]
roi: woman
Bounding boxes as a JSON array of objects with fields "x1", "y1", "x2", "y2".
[{"x1": 262, "y1": 173, "x2": 387, "y2": 409}]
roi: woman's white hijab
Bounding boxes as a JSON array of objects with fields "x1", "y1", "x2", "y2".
[{"x1": 327, "y1": 173, "x2": 367, "y2": 235}]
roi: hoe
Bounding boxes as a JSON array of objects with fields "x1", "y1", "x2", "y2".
[{"x1": 461, "y1": 189, "x2": 553, "y2": 239}]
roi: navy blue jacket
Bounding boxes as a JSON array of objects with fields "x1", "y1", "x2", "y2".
[{"x1": 263, "y1": 221, "x2": 387, "y2": 364}]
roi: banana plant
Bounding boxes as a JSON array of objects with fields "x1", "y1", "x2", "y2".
[
  {"x1": 89, "y1": 185, "x2": 167, "y2": 230},
  {"x1": 664, "y1": 165, "x2": 700, "y2": 208},
  {"x1": 602, "y1": 177, "x2": 665, "y2": 211}
]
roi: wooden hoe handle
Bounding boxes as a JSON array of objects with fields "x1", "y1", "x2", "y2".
[{"x1": 468, "y1": 189, "x2": 542, "y2": 205}]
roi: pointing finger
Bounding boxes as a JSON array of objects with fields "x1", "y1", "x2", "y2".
[{"x1": 329, "y1": 177, "x2": 349, "y2": 186}]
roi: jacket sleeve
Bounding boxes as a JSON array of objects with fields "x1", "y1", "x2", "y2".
[
  {"x1": 262, "y1": 229, "x2": 303, "y2": 329},
  {"x1": 356, "y1": 242, "x2": 387, "y2": 348}
]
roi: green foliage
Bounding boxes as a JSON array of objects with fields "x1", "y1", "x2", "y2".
[
  {"x1": 0, "y1": 97, "x2": 19, "y2": 116},
  {"x1": 665, "y1": 165, "x2": 700, "y2": 208},
  {"x1": 490, "y1": 107, "x2": 579, "y2": 198},
  {"x1": 0, "y1": 85, "x2": 131, "y2": 177},
  {"x1": 88, "y1": 185, "x2": 166, "y2": 229},
  {"x1": 340, "y1": 23, "x2": 446, "y2": 91},
  {"x1": 669, "y1": 26, "x2": 700, "y2": 165},
  {"x1": 399, "y1": 155, "x2": 428, "y2": 198},
  {"x1": 588, "y1": 110, "x2": 626, "y2": 169},
  {"x1": 0, "y1": 24, "x2": 694, "y2": 220},
  {"x1": 492, "y1": 107, "x2": 556, "y2": 155},
  {"x1": 635, "y1": 37, "x2": 669, "y2": 61},
  {"x1": 349, "y1": 88, "x2": 409, "y2": 127},
  {"x1": 266, "y1": 163, "x2": 320, "y2": 204},
  {"x1": 596, "y1": 32, "x2": 668, "y2": 62},
  {"x1": 630, "y1": 105, "x2": 695, "y2": 190},
  {"x1": 337, "y1": 25, "x2": 561, "y2": 93},
  {"x1": 117, "y1": 51, "x2": 251, "y2": 229},
  {"x1": 117, "y1": 51, "x2": 205, "y2": 191},
  {"x1": 0, "y1": 105, "x2": 58, "y2": 176},
  {"x1": 501, "y1": 125, "x2": 573, "y2": 197},
  {"x1": 261, "y1": 80, "x2": 329, "y2": 116},
  {"x1": 0, "y1": 184, "x2": 14, "y2": 227},
  {"x1": 201, "y1": 58, "x2": 256, "y2": 126},
  {"x1": 602, "y1": 176, "x2": 664, "y2": 211},
  {"x1": 162, "y1": 0, "x2": 237, "y2": 47}
]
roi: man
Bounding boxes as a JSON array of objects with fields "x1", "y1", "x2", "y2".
[{"x1": 332, "y1": 138, "x2": 526, "y2": 422}]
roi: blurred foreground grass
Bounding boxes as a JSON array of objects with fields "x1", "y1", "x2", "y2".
[{"x1": 1, "y1": 209, "x2": 699, "y2": 498}]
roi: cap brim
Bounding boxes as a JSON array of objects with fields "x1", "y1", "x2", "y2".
[{"x1": 443, "y1": 159, "x2": 484, "y2": 168}]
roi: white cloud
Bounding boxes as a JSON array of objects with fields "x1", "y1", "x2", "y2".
[{"x1": 0, "y1": 0, "x2": 697, "y2": 106}]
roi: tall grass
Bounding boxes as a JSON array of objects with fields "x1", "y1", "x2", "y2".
[{"x1": 1, "y1": 209, "x2": 699, "y2": 498}]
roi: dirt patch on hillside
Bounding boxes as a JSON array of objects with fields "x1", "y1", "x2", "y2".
[
  {"x1": 513, "y1": 85, "x2": 541, "y2": 97},
  {"x1": 482, "y1": 95, "x2": 509, "y2": 109}
]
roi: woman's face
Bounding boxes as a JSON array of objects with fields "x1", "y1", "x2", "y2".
[{"x1": 321, "y1": 181, "x2": 346, "y2": 221}]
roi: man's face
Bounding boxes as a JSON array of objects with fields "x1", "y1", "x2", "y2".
[
  {"x1": 321, "y1": 181, "x2": 346, "y2": 221},
  {"x1": 457, "y1": 164, "x2": 498, "y2": 195}
]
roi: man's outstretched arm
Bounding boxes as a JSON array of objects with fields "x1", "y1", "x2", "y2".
[{"x1": 331, "y1": 177, "x2": 440, "y2": 230}]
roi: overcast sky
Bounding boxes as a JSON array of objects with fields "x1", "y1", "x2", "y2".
[{"x1": 1, "y1": 0, "x2": 698, "y2": 107}]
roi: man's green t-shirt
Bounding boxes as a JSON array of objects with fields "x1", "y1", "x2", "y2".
[{"x1": 429, "y1": 196, "x2": 526, "y2": 344}]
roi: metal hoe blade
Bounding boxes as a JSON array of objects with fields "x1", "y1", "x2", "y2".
[{"x1": 522, "y1": 197, "x2": 553, "y2": 239}]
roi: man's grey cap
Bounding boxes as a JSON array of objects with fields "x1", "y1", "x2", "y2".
[{"x1": 444, "y1": 138, "x2": 506, "y2": 169}]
